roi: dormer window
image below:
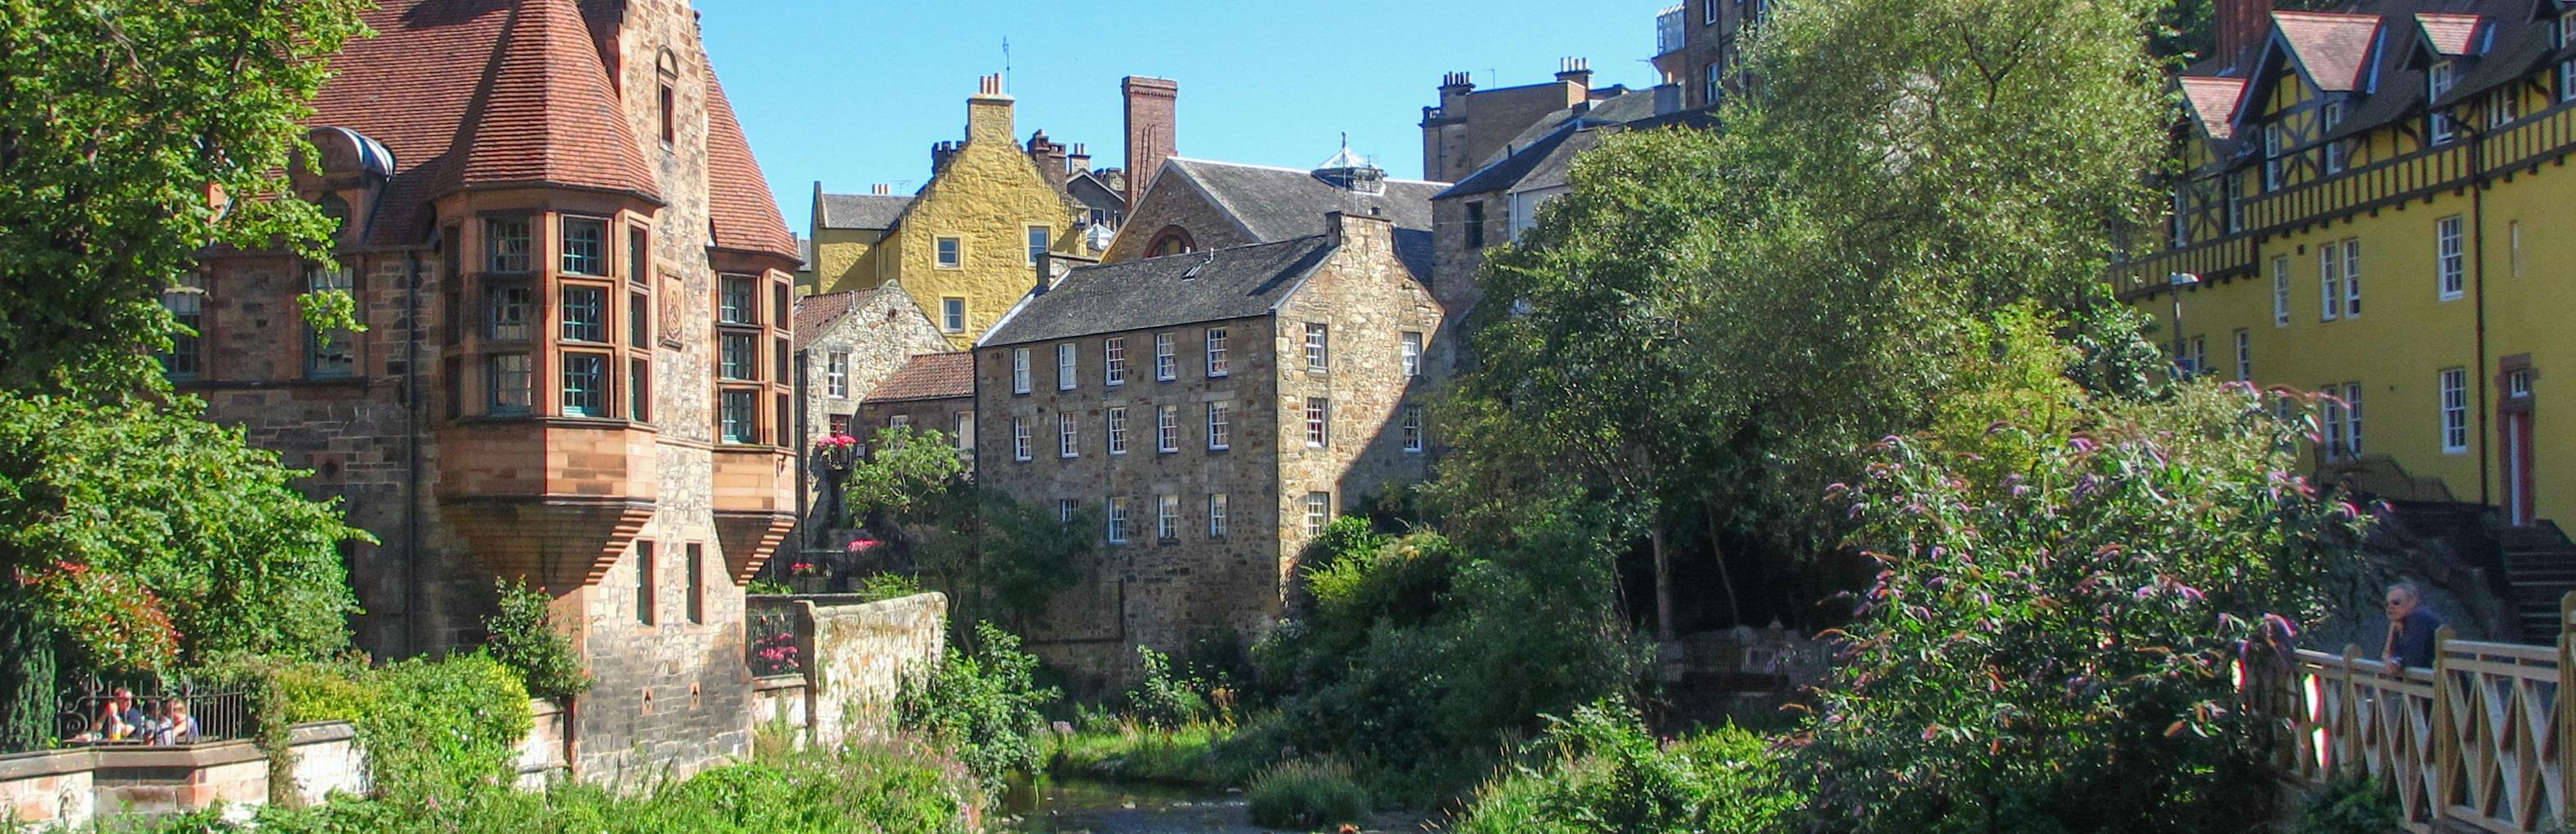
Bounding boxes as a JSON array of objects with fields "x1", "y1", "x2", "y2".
[
  {"x1": 2428, "y1": 61, "x2": 2458, "y2": 145},
  {"x1": 2323, "y1": 101, "x2": 2347, "y2": 173},
  {"x1": 2262, "y1": 122, "x2": 2288, "y2": 191}
]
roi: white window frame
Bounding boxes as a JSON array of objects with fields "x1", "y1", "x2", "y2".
[
  {"x1": 1208, "y1": 493, "x2": 1228, "y2": 538},
  {"x1": 2234, "y1": 330, "x2": 2252, "y2": 382},
  {"x1": 2342, "y1": 238, "x2": 2361, "y2": 318},
  {"x1": 936, "y1": 236, "x2": 963, "y2": 268},
  {"x1": 1206, "y1": 327, "x2": 1230, "y2": 377},
  {"x1": 1402, "y1": 405, "x2": 1425, "y2": 453},
  {"x1": 1305, "y1": 397, "x2": 1329, "y2": 447},
  {"x1": 1304, "y1": 491, "x2": 1332, "y2": 537},
  {"x1": 1012, "y1": 348, "x2": 1032, "y2": 394},
  {"x1": 1157, "y1": 405, "x2": 1179, "y2": 453},
  {"x1": 2272, "y1": 255, "x2": 2291, "y2": 326},
  {"x1": 2262, "y1": 122, "x2": 2286, "y2": 191},
  {"x1": 1012, "y1": 417, "x2": 1031, "y2": 461},
  {"x1": 1058, "y1": 411, "x2": 1079, "y2": 458},
  {"x1": 1026, "y1": 225, "x2": 1052, "y2": 266},
  {"x1": 2323, "y1": 391, "x2": 2348, "y2": 460},
  {"x1": 942, "y1": 298, "x2": 966, "y2": 333},
  {"x1": 1059, "y1": 499, "x2": 1077, "y2": 523},
  {"x1": 2323, "y1": 101, "x2": 2347, "y2": 174},
  {"x1": 1057, "y1": 343, "x2": 1078, "y2": 390},
  {"x1": 2429, "y1": 62, "x2": 2458, "y2": 145},
  {"x1": 1158, "y1": 494, "x2": 1179, "y2": 541},
  {"x1": 1104, "y1": 337, "x2": 1128, "y2": 386},
  {"x1": 2344, "y1": 382, "x2": 2364, "y2": 458},
  {"x1": 1401, "y1": 331, "x2": 1423, "y2": 378},
  {"x1": 1155, "y1": 332, "x2": 1177, "y2": 381},
  {"x1": 2489, "y1": 89, "x2": 2520, "y2": 130},
  {"x1": 2440, "y1": 368, "x2": 2470, "y2": 453},
  {"x1": 2319, "y1": 246, "x2": 2342, "y2": 322},
  {"x1": 825, "y1": 351, "x2": 850, "y2": 398},
  {"x1": 1304, "y1": 323, "x2": 1329, "y2": 372},
  {"x1": 2436, "y1": 215, "x2": 2466, "y2": 300},
  {"x1": 2190, "y1": 335, "x2": 2207, "y2": 379},
  {"x1": 1107, "y1": 497, "x2": 1129, "y2": 544},
  {"x1": 1207, "y1": 401, "x2": 1231, "y2": 450},
  {"x1": 955, "y1": 410, "x2": 975, "y2": 452},
  {"x1": 1106, "y1": 406, "x2": 1128, "y2": 455}
]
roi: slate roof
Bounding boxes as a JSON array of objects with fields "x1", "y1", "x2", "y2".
[
  {"x1": 793, "y1": 286, "x2": 890, "y2": 349},
  {"x1": 2179, "y1": 77, "x2": 2250, "y2": 140},
  {"x1": 2273, "y1": 11, "x2": 2384, "y2": 92},
  {"x1": 865, "y1": 353, "x2": 975, "y2": 403},
  {"x1": 981, "y1": 236, "x2": 1337, "y2": 347},
  {"x1": 2187, "y1": 0, "x2": 2555, "y2": 148},
  {"x1": 1438, "y1": 120, "x2": 1587, "y2": 199},
  {"x1": 1159, "y1": 157, "x2": 1442, "y2": 280},
  {"x1": 817, "y1": 193, "x2": 915, "y2": 230},
  {"x1": 2416, "y1": 12, "x2": 2485, "y2": 55}
]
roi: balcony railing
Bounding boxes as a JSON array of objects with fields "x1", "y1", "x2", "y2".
[{"x1": 2115, "y1": 97, "x2": 2576, "y2": 302}]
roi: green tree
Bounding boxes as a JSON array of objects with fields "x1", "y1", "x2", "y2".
[
  {"x1": 915, "y1": 490, "x2": 1088, "y2": 641},
  {"x1": 840, "y1": 425, "x2": 967, "y2": 521},
  {"x1": 0, "y1": 393, "x2": 366, "y2": 671},
  {"x1": 1803, "y1": 382, "x2": 2369, "y2": 833},
  {"x1": 0, "y1": 0, "x2": 371, "y2": 397}
]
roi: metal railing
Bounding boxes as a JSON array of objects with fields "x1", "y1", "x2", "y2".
[
  {"x1": 42, "y1": 674, "x2": 251, "y2": 750},
  {"x1": 745, "y1": 605, "x2": 805, "y2": 679},
  {"x1": 2253, "y1": 592, "x2": 2576, "y2": 832}
]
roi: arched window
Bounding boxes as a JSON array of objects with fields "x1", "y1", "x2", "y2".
[
  {"x1": 1146, "y1": 226, "x2": 1194, "y2": 258},
  {"x1": 656, "y1": 50, "x2": 681, "y2": 146}
]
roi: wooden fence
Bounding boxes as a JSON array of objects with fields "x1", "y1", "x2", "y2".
[{"x1": 2257, "y1": 593, "x2": 2576, "y2": 833}]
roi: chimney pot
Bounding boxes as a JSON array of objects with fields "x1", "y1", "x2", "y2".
[{"x1": 871, "y1": 183, "x2": 890, "y2": 196}]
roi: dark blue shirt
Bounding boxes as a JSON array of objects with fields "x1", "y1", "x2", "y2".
[{"x1": 2391, "y1": 609, "x2": 2443, "y2": 669}]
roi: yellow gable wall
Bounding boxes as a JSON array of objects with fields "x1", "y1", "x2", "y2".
[
  {"x1": 881, "y1": 93, "x2": 1079, "y2": 348},
  {"x1": 805, "y1": 226, "x2": 889, "y2": 296}
]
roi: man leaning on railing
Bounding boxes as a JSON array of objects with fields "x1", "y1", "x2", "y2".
[{"x1": 2382, "y1": 582, "x2": 2445, "y2": 670}]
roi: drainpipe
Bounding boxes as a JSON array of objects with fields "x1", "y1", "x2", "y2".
[
  {"x1": 2470, "y1": 125, "x2": 2492, "y2": 507},
  {"x1": 404, "y1": 249, "x2": 426, "y2": 655},
  {"x1": 794, "y1": 348, "x2": 810, "y2": 552}
]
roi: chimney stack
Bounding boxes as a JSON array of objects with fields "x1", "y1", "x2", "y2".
[
  {"x1": 931, "y1": 140, "x2": 959, "y2": 175},
  {"x1": 1555, "y1": 57, "x2": 1592, "y2": 88},
  {"x1": 1122, "y1": 76, "x2": 1179, "y2": 211},
  {"x1": 965, "y1": 73, "x2": 1014, "y2": 145},
  {"x1": 1026, "y1": 130, "x2": 1069, "y2": 189},
  {"x1": 2216, "y1": 0, "x2": 2272, "y2": 69},
  {"x1": 1067, "y1": 143, "x2": 1091, "y2": 175},
  {"x1": 870, "y1": 183, "x2": 891, "y2": 196}
]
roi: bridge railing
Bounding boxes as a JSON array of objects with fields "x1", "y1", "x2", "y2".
[{"x1": 2256, "y1": 593, "x2": 2576, "y2": 833}]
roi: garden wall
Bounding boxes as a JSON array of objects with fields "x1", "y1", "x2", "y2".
[{"x1": 745, "y1": 592, "x2": 947, "y2": 749}]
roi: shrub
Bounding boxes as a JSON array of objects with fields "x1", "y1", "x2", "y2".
[
  {"x1": 895, "y1": 622, "x2": 1058, "y2": 792},
  {"x1": 482, "y1": 579, "x2": 592, "y2": 702},
  {"x1": 1453, "y1": 701, "x2": 1800, "y2": 834},
  {"x1": 1245, "y1": 758, "x2": 1371, "y2": 830},
  {"x1": 354, "y1": 653, "x2": 532, "y2": 807},
  {"x1": 856, "y1": 572, "x2": 924, "y2": 602},
  {"x1": 269, "y1": 659, "x2": 378, "y2": 724},
  {"x1": 2293, "y1": 774, "x2": 2399, "y2": 834},
  {"x1": 1125, "y1": 646, "x2": 1205, "y2": 730}
]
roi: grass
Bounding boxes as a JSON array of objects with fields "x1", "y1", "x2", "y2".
[
  {"x1": 1245, "y1": 759, "x2": 1371, "y2": 831},
  {"x1": 1043, "y1": 716, "x2": 1272, "y2": 788}
]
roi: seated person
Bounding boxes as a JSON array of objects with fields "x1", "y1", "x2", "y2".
[
  {"x1": 82, "y1": 688, "x2": 142, "y2": 742},
  {"x1": 153, "y1": 699, "x2": 198, "y2": 745}
]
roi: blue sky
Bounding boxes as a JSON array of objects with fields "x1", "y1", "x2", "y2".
[{"x1": 693, "y1": 1, "x2": 1671, "y2": 236}]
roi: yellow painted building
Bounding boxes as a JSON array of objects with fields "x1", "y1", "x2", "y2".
[
  {"x1": 806, "y1": 74, "x2": 1082, "y2": 347},
  {"x1": 2120, "y1": 3, "x2": 2576, "y2": 530}
]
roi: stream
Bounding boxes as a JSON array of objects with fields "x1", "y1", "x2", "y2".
[{"x1": 995, "y1": 779, "x2": 1430, "y2": 834}]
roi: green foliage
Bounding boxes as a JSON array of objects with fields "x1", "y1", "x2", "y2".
[
  {"x1": 914, "y1": 490, "x2": 1088, "y2": 637},
  {"x1": 838, "y1": 425, "x2": 966, "y2": 521},
  {"x1": 1244, "y1": 758, "x2": 1371, "y2": 830},
  {"x1": 0, "y1": 601, "x2": 54, "y2": 752},
  {"x1": 746, "y1": 579, "x2": 793, "y2": 596},
  {"x1": 1044, "y1": 719, "x2": 1268, "y2": 787},
  {"x1": 1124, "y1": 646, "x2": 1207, "y2": 730},
  {"x1": 856, "y1": 572, "x2": 924, "y2": 602},
  {"x1": 1453, "y1": 702, "x2": 1801, "y2": 834},
  {"x1": 79, "y1": 738, "x2": 980, "y2": 834},
  {"x1": 267, "y1": 659, "x2": 377, "y2": 725},
  {"x1": 482, "y1": 579, "x2": 593, "y2": 702},
  {"x1": 0, "y1": 0, "x2": 371, "y2": 398},
  {"x1": 894, "y1": 622, "x2": 1059, "y2": 792},
  {"x1": 1802, "y1": 383, "x2": 2371, "y2": 833},
  {"x1": 354, "y1": 654, "x2": 533, "y2": 808},
  {"x1": 2293, "y1": 774, "x2": 2400, "y2": 834},
  {"x1": 0, "y1": 392, "x2": 366, "y2": 671}
]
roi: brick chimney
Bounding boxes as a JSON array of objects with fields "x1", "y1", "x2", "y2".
[
  {"x1": 1555, "y1": 57, "x2": 1593, "y2": 90},
  {"x1": 1026, "y1": 129, "x2": 1068, "y2": 189},
  {"x1": 1122, "y1": 76, "x2": 1179, "y2": 211},
  {"x1": 1067, "y1": 143, "x2": 1091, "y2": 176},
  {"x1": 2216, "y1": 0, "x2": 2272, "y2": 69}
]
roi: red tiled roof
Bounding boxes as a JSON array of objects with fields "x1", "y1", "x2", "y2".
[
  {"x1": 2178, "y1": 77, "x2": 2249, "y2": 140},
  {"x1": 864, "y1": 353, "x2": 974, "y2": 404},
  {"x1": 2416, "y1": 13, "x2": 2483, "y2": 56},
  {"x1": 309, "y1": 0, "x2": 658, "y2": 246},
  {"x1": 2273, "y1": 11, "x2": 2382, "y2": 92},
  {"x1": 704, "y1": 69, "x2": 799, "y2": 260}
]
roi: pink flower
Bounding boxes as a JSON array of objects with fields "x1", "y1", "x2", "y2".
[{"x1": 845, "y1": 539, "x2": 881, "y2": 552}]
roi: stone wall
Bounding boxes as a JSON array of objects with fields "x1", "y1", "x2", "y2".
[
  {"x1": 1272, "y1": 211, "x2": 1441, "y2": 553},
  {"x1": 1097, "y1": 171, "x2": 1252, "y2": 264},
  {"x1": 745, "y1": 592, "x2": 947, "y2": 749}
]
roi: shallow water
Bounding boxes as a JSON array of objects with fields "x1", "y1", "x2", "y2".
[{"x1": 994, "y1": 778, "x2": 1427, "y2": 834}]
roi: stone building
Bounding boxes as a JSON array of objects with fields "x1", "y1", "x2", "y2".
[
  {"x1": 174, "y1": 0, "x2": 797, "y2": 780},
  {"x1": 1101, "y1": 150, "x2": 1444, "y2": 268},
  {"x1": 1418, "y1": 59, "x2": 1629, "y2": 184},
  {"x1": 857, "y1": 353, "x2": 977, "y2": 453},
  {"x1": 802, "y1": 75, "x2": 1087, "y2": 347},
  {"x1": 972, "y1": 211, "x2": 1440, "y2": 681},
  {"x1": 1650, "y1": 0, "x2": 1764, "y2": 109},
  {"x1": 791, "y1": 286, "x2": 950, "y2": 538}
]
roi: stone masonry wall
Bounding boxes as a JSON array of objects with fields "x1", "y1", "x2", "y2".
[
  {"x1": 1097, "y1": 173, "x2": 1253, "y2": 264},
  {"x1": 797, "y1": 290, "x2": 950, "y2": 535},
  {"x1": 1273, "y1": 213, "x2": 1443, "y2": 568},
  {"x1": 973, "y1": 317, "x2": 1284, "y2": 685}
]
